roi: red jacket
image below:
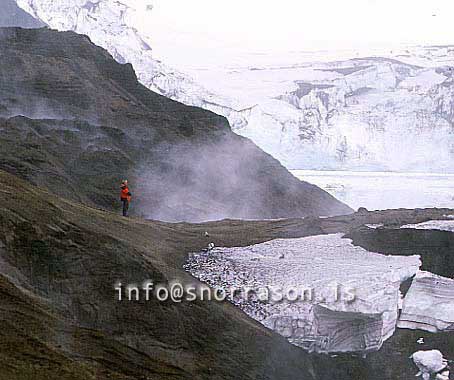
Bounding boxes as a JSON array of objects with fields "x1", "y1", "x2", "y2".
[{"x1": 120, "y1": 186, "x2": 131, "y2": 201}]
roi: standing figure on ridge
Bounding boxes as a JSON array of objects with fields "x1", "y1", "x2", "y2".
[{"x1": 120, "y1": 180, "x2": 132, "y2": 217}]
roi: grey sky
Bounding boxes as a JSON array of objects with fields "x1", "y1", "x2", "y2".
[{"x1": 131, "y1": 0, "x2": 454, "y2": 65}]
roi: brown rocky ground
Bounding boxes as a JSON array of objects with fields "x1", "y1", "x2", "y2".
[{"x1": 1, "y1": 169, "x2": 453, "y2": 380}]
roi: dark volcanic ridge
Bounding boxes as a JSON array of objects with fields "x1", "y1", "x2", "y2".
[{"x1": 0, "y1": 26, "x2": 351, "y2": 222}]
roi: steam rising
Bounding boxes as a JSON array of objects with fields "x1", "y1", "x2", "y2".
[{"x1": 133, "y1": 133, "x2": 350, "y2": 222}]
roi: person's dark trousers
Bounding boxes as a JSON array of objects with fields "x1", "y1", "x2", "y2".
[{"x1": 121, "y1": 199, "x2": 129, "y2": 217}]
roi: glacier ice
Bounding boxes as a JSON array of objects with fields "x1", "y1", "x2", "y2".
[
  {"x1": 401, "y1": 221, "x2": 454, "y2": 232},
  {"x1": 399, "y1": 271, "x2": 454, "y2": 333},
  {"x1": 185, "y1": 234, "x2": 421, "y2": 353}
]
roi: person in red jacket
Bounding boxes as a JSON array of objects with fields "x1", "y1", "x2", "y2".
[{"x1": 120, "y1": 180, "x2": 132, "y2": 217}]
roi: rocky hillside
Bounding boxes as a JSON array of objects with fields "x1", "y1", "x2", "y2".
[
  {"x1": 1, "y1": 168, "x2": 453, "y2": 380},
  {"x1": 0, "y1": 169, "x2": 318, "y2": 380},
  {"x1": 0, "y1": 27, "x2": 351, "y2": 221},
  {"x1": 13, "y1": 0, "x2": 454, "y2": 171}
]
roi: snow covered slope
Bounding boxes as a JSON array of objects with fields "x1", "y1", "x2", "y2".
[{"x1": 15, "y1": 0, "x2": 454, "y2": 171}]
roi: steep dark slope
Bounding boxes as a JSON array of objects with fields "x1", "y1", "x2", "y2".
[
  {"x1": 0, "y1": 169, "x2": 319, "y2": 380},
  {"x1": 0, "y1": 27, "x2": 351, "y2": 221},
  {"x1": 0, "y1": 0, "x2": 45, "y2": 28}
]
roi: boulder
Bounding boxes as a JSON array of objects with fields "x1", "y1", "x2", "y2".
[{"x1": 411, "y1": 350, "x2": 449, "y2": 380}]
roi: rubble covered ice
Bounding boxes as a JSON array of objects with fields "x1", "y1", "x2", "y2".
[{"x1": 185, "y1": 234, "x2": 421, "y2": 353}]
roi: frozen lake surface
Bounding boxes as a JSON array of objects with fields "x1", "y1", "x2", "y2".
[{"x1": 292, "y1": 170, "x2": 454, "y2": 211}]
